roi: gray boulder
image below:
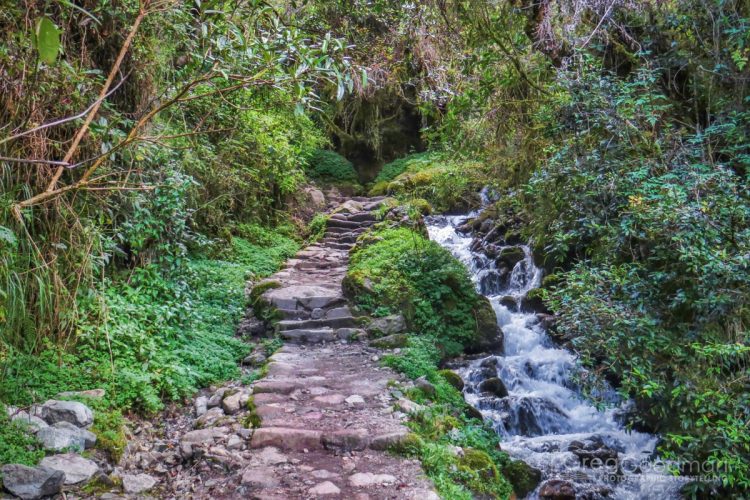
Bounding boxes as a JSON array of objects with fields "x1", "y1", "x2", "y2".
[
  {"x1": 40, "y1": 453, "x2": 99, "y2": 484},
  {"x1": 36, "y1": 422, "x2": 96, "y2": 451},
  {"x1": 40, "y1": 400, "x2": 93, "y2": 427},
  {"x1": 367, "y1": 314, "x2": 406, "y2": 336},
  {"x1": 0, "y1": 464, "x2": 64, "y2": 499},
  {"x1": 10, "y1": 411, "x2": 48, "y2": 433}
]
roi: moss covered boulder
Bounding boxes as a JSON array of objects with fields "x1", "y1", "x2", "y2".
[
  {"x1": 504, "y1": 459, "x2": 542, "y2": 498},
  {"x1": 466, "y1": 296, "x2": 504, "y2": 354}
]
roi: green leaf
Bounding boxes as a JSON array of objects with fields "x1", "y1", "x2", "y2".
[
  {"x1": 34, "y1": 17, "x2": 60, "y2": 64},
  {"x1": 361, "y1": 68, "x2": 368, "y2": 89}
]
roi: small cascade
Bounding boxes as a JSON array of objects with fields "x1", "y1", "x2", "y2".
[{"x1": 425, "y1": 214, "x2": 687, "y2": 499}]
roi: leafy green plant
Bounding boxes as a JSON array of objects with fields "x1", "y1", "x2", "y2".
[{"x1": 305, "y1": 149, "x2": 359, "y2": 183}]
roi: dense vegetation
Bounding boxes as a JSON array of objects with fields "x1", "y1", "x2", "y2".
[
  {"x1": 346, "y1": 221, "x2": 535, "y2": 498},
  {"x1": 2, "y1": 0, "x2": 749, "y2": 496}
]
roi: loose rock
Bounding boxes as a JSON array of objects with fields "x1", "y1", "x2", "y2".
[
  {"x1": 121, "y1": 473, "x2": 158, "y2": 494},
  {"x1": 40, "y1": 453, "x2": 99, "y2": 485},
  {"x1": 40, "y1": 400, "x2": 93, "y2": 427},
  {"x1": 0, "y1": 464, "x2": 64, "y2": 500}
]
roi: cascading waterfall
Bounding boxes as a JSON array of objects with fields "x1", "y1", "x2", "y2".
[{"x1": 426, "y1": 209, "x2": 687, "y2": 499}]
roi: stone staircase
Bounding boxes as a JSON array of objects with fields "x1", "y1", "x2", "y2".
[
  {"x1": 257, "y1": 197, "x2": 383, "y2": 345},
  {"x1": 237, "y1": 196, "x2": 438, "y2": 499}
]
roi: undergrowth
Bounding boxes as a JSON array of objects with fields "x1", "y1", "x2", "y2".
[
  {"x1": 383, "y1": 335, "x2": 517, "y2": 499},
  {"x1": 0, "y1": 225, "x2": 297, "y2": 465},
  {"x1": 345, "y1": 226, "x2": 483, "y2": 356}
]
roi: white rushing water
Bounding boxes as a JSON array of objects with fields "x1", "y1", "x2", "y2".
[{"x1": 425, "y1": 213, "x2": 687, "y2": 499}]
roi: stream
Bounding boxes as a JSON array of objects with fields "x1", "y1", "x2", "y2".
[{"x1": 425, "y1": 211, "x2": 687, "y2": 499}]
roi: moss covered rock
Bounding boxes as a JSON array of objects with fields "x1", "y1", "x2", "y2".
[
  {"x1": 504, "y1": 459, "x2": 542, "y2": 498},
  {"x1": 370, "y1": 333, "x2": 409, "y2": 349},
  {"x1": 458, "y1": 448, "x2": 500, "y2": 482},
  {"x1": 467, "y1": 296, "x2": 504, "y2": 354},
  {"x1": 438, "y1": 369, "x2": 464, "y2": 391}
]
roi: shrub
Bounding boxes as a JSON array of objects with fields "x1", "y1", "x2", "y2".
[
  {"x1": 346, "y1": 226, "x2": 480, "y2": 356},
  {"x1": 305, "y1": 149, "x2": 359, "y2": 183}
]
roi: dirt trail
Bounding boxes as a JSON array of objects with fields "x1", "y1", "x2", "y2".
[{"x1": 116, "y1": 197, "x2": 437, "y2": 499}]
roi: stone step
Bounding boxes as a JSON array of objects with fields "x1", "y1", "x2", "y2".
[
  {"x1": 277, "y1": 308, "x2": 311, "y2": 320},
  {"x1": 326, "y1": 218, "x2": 373, "y2": 229},
  {"x1": 250, "y1": 427, "x2": 323, "y2": 451},
  {"x1": 329, "y1": 212, "x2": 377, "y2": 223},
  {"x1": 323, "y1": 242, "x2": 354, "y2": 251},
  {"x1": 280, "y1": 328, "x2": 337, "y2": 343},
  {"x1": 326, "y1": 226, "x2": 367, "y2": 235},
  {"x1": 276, "y1": 316, "x2": 356, "y2": 331},
  {"x1": 322, "y1": 235, "x2": 357, "y2": 245}
]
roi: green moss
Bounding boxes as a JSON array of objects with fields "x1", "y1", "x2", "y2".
[
  {"x1": 242, "y1": 396, "x2": 262, "y2": 428},
  {"x1": 438, "y1": 369, "x2": 464, "y2": 391},
  {"x1": 90, "y1": 405, "x2": 126, "y2": 462},
  {"x1": 459, "y1": 448, "x2": 500, "y2": 482},
  {"x1": 388, "y1": 432, "x2": 425, "y2": 455},
  {"x1": 503, "y1": 459, "x2": 543, "y2": 497}
]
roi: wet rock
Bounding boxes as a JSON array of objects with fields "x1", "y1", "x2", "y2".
[
  {"x1": 568, "y1": 436, "x2": 619, "y2": 468},
  {"x1": 309, "y1": 481, "x2": 341, "y2": 496},
  {"x1": 367, "y1": 314, "x2": 406, "y2": 336},
  {"x1": 504, "y1": 459, "x2": 542, "y2": 497},
  {"x1": 438, "y1": 369, "x2": 464, "y2": 391},
  {"x1": 539, "y1": 479, "x2": 576, "y2": 500},
  {"x1": 369, "y1": 333, "x2": 408, "y2": 349},
  {"x1": 0, "y1": 464, "x2": 64, "y2": 499},
  {"x1": 40, "y1": 400, "x2": 93, "y2": 427},
  {"x1": 521, "y1": 289, "x2": 549, "y2": 314},
  {"x1": 40, "y1": 453, "x2": 99, "y2": 485},
  {"x1": 466, "y1": 296, "x2": 505, "y2": 355},
  {"x1": 499, "y1": 295, "x2": 518, "y2": 311},
  {"x1": 497, "y1": 246, "x2": 526, "y2": 267},
  {"x1": 536, "y1": 313, "x2": 557, "y2": 330},
  {"x1": 121, "y1": 473, "x2": 157, "y2": 494},
  {"x1": 478, "y1": 377, "x2": 509, "y2": 398},
  {"x1": 465, "y1": 405, "x2": 484, "y2": 420},
  {"x1": 415, "y1": 376, "x2": 436, "y2": 397}
]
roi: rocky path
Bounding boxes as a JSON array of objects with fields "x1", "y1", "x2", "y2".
[{"x1": 112, "y1": 197, "x2": 438, "y2": 499}]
